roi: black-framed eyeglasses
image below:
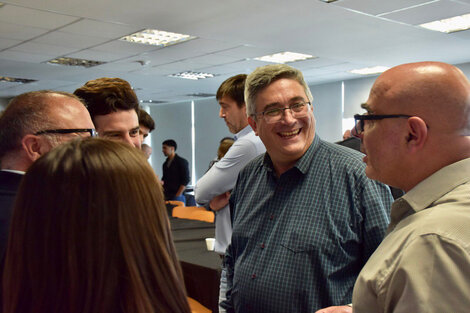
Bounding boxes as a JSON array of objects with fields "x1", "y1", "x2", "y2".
[
  {"x1": 34, "y1": 128, "x2": 98, "y2": 137},
  {"x1": 353, "y1": 114, "x2": 412, "y2": 135},
  {"x1": 253, "y1": 101, "x2": 311, "y2": 124}
]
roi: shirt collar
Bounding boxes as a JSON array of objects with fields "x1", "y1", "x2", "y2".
[
  {"x1": 402, "y1": 157, "x2": 470, "y2": 213},
  {"x1": 388, "y1": 158, "x2": 470, "y2": 232},
  {"x1": 234, "y1": 125, "x2": 252, "y2": 141},
  {"x1": 1, "y1": 169, "x2": 25, "y2": 175},
  {"x1": 262, "y1": 134, "x2": 320, "y2": 175}
]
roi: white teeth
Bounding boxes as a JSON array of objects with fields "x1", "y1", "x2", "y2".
[{"x1": 280, "y1": 129, "x2": 300, "y2": 137}]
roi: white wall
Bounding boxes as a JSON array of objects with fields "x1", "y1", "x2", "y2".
[{"x1": 149, "y1": 98, "x2": 231, "y2": 182}]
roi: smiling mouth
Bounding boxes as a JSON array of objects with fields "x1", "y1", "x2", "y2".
[{"x1": 279, "y1": 129, "x2": 301, "y2": 138}]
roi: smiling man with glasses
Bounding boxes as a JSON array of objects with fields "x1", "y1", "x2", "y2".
[
  {"x1": 221, "y1": 64, "x2": 393, "y2": 313},
  {"x1": 318, "y1": 62, "x2": 470, "y2": 313},
  {"x1": 0, "y1": 90, "x2": 95, "y2": 257}
]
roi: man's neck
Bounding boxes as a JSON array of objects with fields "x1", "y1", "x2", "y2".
[{"x1": 167, "y1": 153, "x2": 175, "y2": 160}]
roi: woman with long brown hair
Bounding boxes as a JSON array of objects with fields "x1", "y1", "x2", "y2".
[{"x1": 2, "y1": 138, "x2": 191, "y2": 313}]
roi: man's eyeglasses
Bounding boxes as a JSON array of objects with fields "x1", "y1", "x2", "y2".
[
  {"x1": 34, "y1": 128, "x2": 98, "y2": 137},
  {"x1": 254, "y1": 101, "x2": 311, "y2": 124},
  {"x1": 353, "y1": 114, "x2": 412, "y2": 135}
]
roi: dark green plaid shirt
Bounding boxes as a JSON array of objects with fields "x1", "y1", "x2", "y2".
[{"x1": 223, "y1": 135, "x2": 393, "y2": 313}]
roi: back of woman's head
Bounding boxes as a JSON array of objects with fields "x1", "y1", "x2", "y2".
[{"x1": 3, "y1": 138, "x2": 190, "y2": 313}]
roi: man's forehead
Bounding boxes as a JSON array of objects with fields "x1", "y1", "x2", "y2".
[
  {"x1": 218, "y1": 96, "x2": 237, "y2": 106},
  {"x1": 93, "y1": 110, "x2": 138, "y2": 131},
  {"x1": 256, "y1": 79, "x2": 307, "y2": 108}
]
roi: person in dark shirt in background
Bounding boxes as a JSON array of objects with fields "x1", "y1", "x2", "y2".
[{"x1": 161, "y1": 139, "x2": 190, "y2": 204}]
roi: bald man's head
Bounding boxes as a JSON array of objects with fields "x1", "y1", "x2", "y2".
[
  {"x1": 359, "y1": 62, "x2": 470, "y2": 191},
  {"x1": 370, "y1": 62, "x2": 470, "y2": 136}
]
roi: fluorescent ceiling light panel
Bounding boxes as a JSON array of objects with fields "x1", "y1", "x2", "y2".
[
  {"x1": 0, "y1": 76, "x2": 37, "y2": 84},
  {"x1": 254, "y1": 52, "x2": 315, "y2": 64},
  {"x1": 420, "y1": 13, "x2": 470, "y2": 33},
  {"x1": 169, "y1": 71, "x2": 215, "y2": 80},
  {"x1": 47, "y1": 57, "x2": 106, "y2": 68},
  {"x1": 120, "y1": 29, "x2": 196, "y2": 47},
  {"x1": 349, "y1": 66, "x2": 390, "y2": 75}
]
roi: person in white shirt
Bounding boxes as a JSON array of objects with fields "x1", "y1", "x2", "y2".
[{"x1": 195, "y1": 74, "x2": 265, "y2": 312}]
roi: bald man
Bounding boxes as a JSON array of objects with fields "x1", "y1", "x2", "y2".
[
  {"x1": 317, "y1": 61, "x2": 470, "y2": 313},
  {"x1": 0, "y1": 90, "x2": 95, "y2": 257}
]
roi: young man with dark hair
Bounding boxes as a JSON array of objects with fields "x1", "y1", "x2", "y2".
[
  {"x1": 138, "y1": 108, "x2": 155, "y2": 143},
  {"x1": 162, "y1": 139, "x2": 190, "y2": 204},
  {"x1": 74, "y1": 77, "x2": 141, "y2": 148}
]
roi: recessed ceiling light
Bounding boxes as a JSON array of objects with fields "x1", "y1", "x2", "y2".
[
  {"x1": 46, "y1": 57, "x2": 106, "y2": 68},
  {"x1": 254, "y1": 52, "x2": 315, "y2": 64},
  {"x1": 186, "y1": 93, "x2": 216, "y2": 98},
  {"x1": 168, "y1": 71, "x2": 215, "y2": 80},
  {"x1": 140, "y1": 100, "x2": 167, "y2": 104},
  {"x1": 0, "y1": 76, "x2": 37, "y2": 84},
  {"x1": 349, "y1": 66, "x2": 390, "y2": 75},
  {"x1": 120, "y1": 29, "x2": 197, "y2": 47},
  {"x1": 420, "y1": 13, "x2": 470, "y2": 33}
]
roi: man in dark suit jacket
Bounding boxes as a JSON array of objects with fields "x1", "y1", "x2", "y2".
[{"x1": 0, "y1": 90, "x2": 95, "y2": 256}]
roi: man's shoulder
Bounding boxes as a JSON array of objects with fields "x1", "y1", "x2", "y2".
[
  {"x1": 175, "y1": 154, "x2": 189, "y2": 163},
  {"x1": 238, "y1": 153, "x2": 265, "y2": 176},
  {"x1": 0, "y1": 171, "x2": 23, "y2": 194},
  {"x1": 236, "y1": 131, "x2": 265, "y2": 150},
  {"x1": 316, "y1": 139, "x2": 365, "y2": 170}
]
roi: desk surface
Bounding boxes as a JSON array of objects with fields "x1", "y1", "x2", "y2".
[{"x1": 170, "y1": 216, "x2": 221, "y2": 312}]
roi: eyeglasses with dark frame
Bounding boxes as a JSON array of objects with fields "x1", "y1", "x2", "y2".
[
  {"x1": 34, "y1": 128, "x2": 98, "y2": 137},
  {"x1": 253, "y1": 101, "x2": 311, "y2": 124},
  {"x1": 353, "y1": 114, "x2": 412, "y2": 135}
]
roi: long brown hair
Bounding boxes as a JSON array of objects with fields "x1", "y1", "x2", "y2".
[{"x1": 2, "y1": 138, "x2": 190, "y2": 313}]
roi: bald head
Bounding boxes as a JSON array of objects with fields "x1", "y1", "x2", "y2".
[
  {"x1": 360, "y1": 62, "x2": 470, "y2": 191},
  {"x1": 370, "y1": 61, "x2": 470, "y2": 136},
  {"x1": 0, "y1": 91, "x2": 94, "y2": 171}
]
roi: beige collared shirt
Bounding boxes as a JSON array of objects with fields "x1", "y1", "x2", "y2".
[{"x1": 352, "y1": 158, "x2": 470, "y2": 313}]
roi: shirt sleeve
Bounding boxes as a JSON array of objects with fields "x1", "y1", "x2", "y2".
[
  {"x1": 220, "y1": 190, "x2": 238, "y2": 312},
  {"x1": 379, "y1": 234, "x2": 470, "y2": 313},
  {"x1": 360, "y1": 179, "x2": 393, "y2": 261},
  {"x1": 195, "y1": 139, "x2": 259, "y2": 205}
]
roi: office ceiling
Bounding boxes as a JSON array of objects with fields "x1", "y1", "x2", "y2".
[{"x1": 1, "y1": 0, "x2": 470, "y2": 105}]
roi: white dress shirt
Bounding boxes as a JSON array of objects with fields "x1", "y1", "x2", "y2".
[{"x1": 195, "y1": 125, "x2": 265, "y2": 254}]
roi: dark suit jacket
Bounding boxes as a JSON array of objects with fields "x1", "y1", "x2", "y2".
[{"x1": 0, "y1": 171, "x2": 23, "y2": 257}]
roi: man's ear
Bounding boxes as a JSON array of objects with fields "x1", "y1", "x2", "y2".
[
  {"x1": 405, "y1": 117, "x2": 428, "y2": 153},
  {"x1": 248, "y1": 116, "x2": 258, "y2": 135},
  {"x1": 21, "y1": 134, "x2": 44, "y2": 162}
]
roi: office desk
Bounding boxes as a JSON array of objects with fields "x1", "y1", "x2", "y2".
[{"x1": 170, "y1": 216, "x2": 221, "y2": 312}]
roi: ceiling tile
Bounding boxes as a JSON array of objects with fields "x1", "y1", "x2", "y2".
[
  {"x1": 381, "y1": 0, "x2": 470, "y2": 24},
  {"x1": 0, "y1": 38, "x2": 22, "y2": 50},
  {"x1": 0, "y1": 49, "x2": 55, "y2": 63},
  {"x1": 32, "y1": 31, "x2": 109, "y2": 49},
  {"x1": 0, "y1": 4, "x2": 79, "y2": 29},
  {"x1": 334, "y1": 0, "x2": 433, "y2": 16},
  {"x1": 59, "y1": 19, "x2": 143, "y2": 39},
  {"x1": 11, "y1": 41, "x2": 77, "y2": 57},
  {"x1": 0, "y1": 21, "x2": 48, "y2": 41}
]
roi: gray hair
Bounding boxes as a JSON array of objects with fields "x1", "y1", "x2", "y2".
[{"x1": 244, "y1": 64, "x2": 314, "y2": 117}]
